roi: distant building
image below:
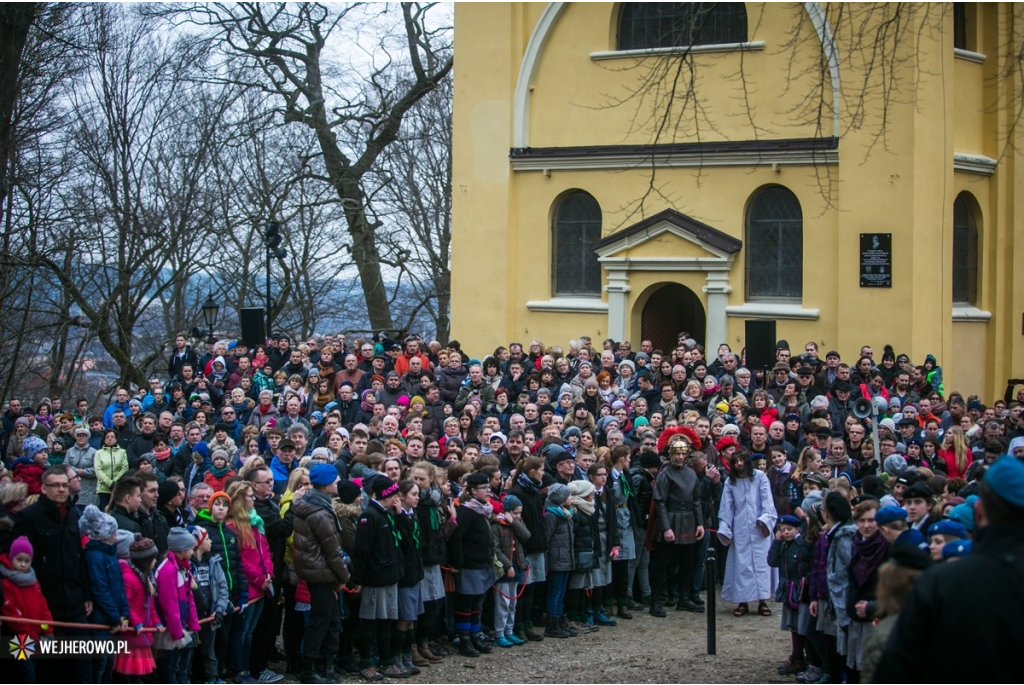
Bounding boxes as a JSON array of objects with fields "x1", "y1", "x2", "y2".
[{"x1": 451, "y1": 2, "x2": 1021, "y2": 399}]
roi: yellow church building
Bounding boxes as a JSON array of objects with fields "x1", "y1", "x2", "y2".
[{"x1": 450, "y1": 2, "x2": 1024, "y2": 401}]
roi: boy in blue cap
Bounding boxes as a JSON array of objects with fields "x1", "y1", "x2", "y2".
[{"x1": 768, "y1": 514, "x2": 813, "y2": 676}]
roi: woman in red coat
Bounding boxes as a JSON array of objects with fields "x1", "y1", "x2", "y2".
[{"x1": 936, "y1": 426, "x2": 973, "y2": 479}]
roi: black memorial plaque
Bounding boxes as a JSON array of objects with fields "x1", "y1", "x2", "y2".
[{"x1": 860, "y1": 233, "x2": 892, "y2": 288}]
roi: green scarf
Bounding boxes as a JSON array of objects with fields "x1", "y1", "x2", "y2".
[
  {"x1": 248, "y1": 508, "x2": 265, "y2": 535},
  {"x1": 619, "y1": 470, "x2": 635, "y2": 499},
  {"x1": 545, "y1": 505, "x2": 572, "y2": 519}
]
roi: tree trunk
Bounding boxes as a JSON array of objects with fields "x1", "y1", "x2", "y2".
[{"x1": 0, "y1": 3, "x2": 38, "y2": 217}]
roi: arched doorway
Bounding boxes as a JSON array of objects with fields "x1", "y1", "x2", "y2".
[{"x1": 640, "y1": 283, "x2": 706, "y2": 353}]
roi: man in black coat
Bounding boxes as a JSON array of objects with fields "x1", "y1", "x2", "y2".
[
  {"x1": 876, "y1": 456, "x2": 1024, "y2": 682},
  {"x1": 168, "y1": 334, "x2": 200, "y2": 382},
  {"x1": 13, "y1": 466, "x2": 94, "y2": 681},
  {"x1": 125, "y1": 413, "x2": 158, "y2": 468},
  {"x1": 137, "y1": 473, "x2": 170, "y2": 556}
]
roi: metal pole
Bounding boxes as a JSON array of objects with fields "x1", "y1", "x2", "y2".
[
  {"x1": 871, "y1": 406, "x2": 881, "y2": 466},
  {"x1": 265, "y1": 248, "x2": 273, "y2": 338},
  {"x1": 706, "y1": 546, "x2": 717, "y2": 655}
]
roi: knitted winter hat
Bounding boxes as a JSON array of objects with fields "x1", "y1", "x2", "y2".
[
  {"x1": 567, "y1": 480, "x2": 595, "y2": 499},
  {"x1": 336, "y1": 479, "x2": 362, "y2": 505},
  {"x1": 115, "y1": 529, "x2": 135, "y2": 559},
  {"x1": 167, "y1": 527, "x2": 196, "y2": 553},
  {"x1": 80, "y1": 504, "x2": 118, "y2": 541},
  {"x1": 502, "y1": 494, "x2": 523, "y2": 512},
  {"x1": 189, "y1": 526, "x2": 209, "y2": 549},
  {"x1": 129, "y1": 535, "x2": 159, "y2": 562},
  {"x1": 20, "y1": 436, "x2": 48, "y2": 460},
  {"x1": 158, "y1": 481, "x2": 182, "y2": 508},
  {"x1": 372, "y1": 477, "x2": 399, "y2": 500},
  {"x1": 9, "y1": 536, "x2": 32, "y2": 560},
  {"x1": 546, "y1": 483, "x2": 571, "y2": 506}
]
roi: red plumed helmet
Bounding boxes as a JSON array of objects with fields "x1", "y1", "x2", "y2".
[{"x1": 657, "y1": 425, "x2": 702, "y2": 454}]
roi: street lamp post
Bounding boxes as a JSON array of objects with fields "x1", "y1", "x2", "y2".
[
  {"x1": 201, "y1": 293, "x2": 219, "y2": 343},
  {"x1": 264, "y1": 222, "x2": 287, "y2": 336}
]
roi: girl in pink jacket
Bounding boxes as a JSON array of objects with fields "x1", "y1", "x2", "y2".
[
  {"x1": 155, "y1": 527, "x2": 201, "y2": 684},
  {"x1": 225, "y1": 481, "x2": 275, "y2": 683},
  {"x1": 115, "y1": 535, "x2": 163, "y2": 679}
]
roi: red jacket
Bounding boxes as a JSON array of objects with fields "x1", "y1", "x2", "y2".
[
  {"x1": 393, "y1": 351, "x2": 431, "y2": 378},
  {"x1": 12, "y1": 459, "x2": 45, "y2": 496},
  {"x1": 203, "y1": 470, "x2": 235, "y2": 493},
  {"x1": 0, "y1": 554, "x2": 53, "y2": 640},
  {"x1": 937, "y1": 447, "x2": 972, "y2": 479}
]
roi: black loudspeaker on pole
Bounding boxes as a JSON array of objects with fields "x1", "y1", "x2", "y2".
[
  {"x1": 239, "y1": 308, "x2": 266, "y2": 349},
  {"x1": 744, "y1": 319, "x2": 778, "y2": 371}
]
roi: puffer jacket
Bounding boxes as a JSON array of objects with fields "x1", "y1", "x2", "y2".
[
  {"x1": 543, "y1": 506, "x2": 575, "y2": 572},
  {"x1": 193, "y1": 509, "x2": 248, "y2": 607},
  {"x1": 570, "y1": 507, "x2": 599, "y2": 571},
  {"x1": 83, "y1": 539, "x2": 130, "y2": 626},
  {"x1": 438, "y1": 365, "x2": 468, "y2": 403},
  {"x1": 292, "y1": 489, "x2": 350, "y2": 586},
  {"x1": 94, "y1": 445, "x2": 129, "y2": 496},
  {"x1": 0, "y1": 553, "x2": 54, "y2": 639},
  {"x1": 154, "y1": 552, "x2": 200, "y2": 640},
  {"x1": 64, "y1": 444, "x2": 98, "y2": 506}
]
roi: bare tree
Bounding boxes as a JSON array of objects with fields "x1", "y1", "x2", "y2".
[
  {"x1": 374, "y1": 69, "x2": 452, "y2": 341},
  {"x1": 173, "y1": 2, "x2": 453, "y2": 333},
  {"x1": 26, "y1": 6, "x2": 234, "y2": 388}
]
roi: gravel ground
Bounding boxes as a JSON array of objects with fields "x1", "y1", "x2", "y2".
[{"x1": 281, "y1": 600, "x2": 791, "y2": 684}]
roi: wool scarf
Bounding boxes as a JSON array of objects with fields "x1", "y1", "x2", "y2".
[
  {"x1": 0, "y1": 562, "x2": 37, "y2": 587},
  {"x1": 462, "y1": 497, "x2": 493, "y2": 519},
  {"x1": 850, "y1": 531, "x2": 889, "y2": 587}
]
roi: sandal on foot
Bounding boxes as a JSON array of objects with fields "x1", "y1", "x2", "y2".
[
  {"x1": 757, "y1": 601, "x2": 772, "y2": 616},
  {"x1": 733, "y1": 603, "x2": 749, "y2": 617}
]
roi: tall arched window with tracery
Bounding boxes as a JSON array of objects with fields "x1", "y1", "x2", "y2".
[
  {"x1": 618, "y1": 3, "x2": 748, "y2": 51},
  {"x1": 745, "y1": 186, "x2": 803, "y2": 300},
  {"x1": 952, "y1": 191, "x2": 979, "y2": 305},
  {"x1": 553, "y1": 191, "x2": 602, "y2": 296}
]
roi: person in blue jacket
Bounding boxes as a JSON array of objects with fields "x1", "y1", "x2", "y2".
[{"x1": 80, "y1": 504, "x2": 131, "y2": 682}]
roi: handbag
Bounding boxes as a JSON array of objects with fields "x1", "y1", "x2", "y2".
[
  {"x1": 491, "y1": 552, "x2": 506, "y2": 579},
  {"x1": 784, "y1": 550, "x2": 809, "y2": 609},
  {"x1": 785, "y1": 578, "x2": 808, "y2": 609}
]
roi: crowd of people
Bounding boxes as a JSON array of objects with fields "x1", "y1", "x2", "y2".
[{"x1": 0, "y1": 330, "x2": 1022, "y2": 684}]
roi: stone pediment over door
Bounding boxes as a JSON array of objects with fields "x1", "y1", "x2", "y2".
[
  {"x1": 595, "y1": 209, "x2": 742, "y2": 268},
  {"x1": 595, "y1": 209, "x2": 740, "y2": 359}
]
